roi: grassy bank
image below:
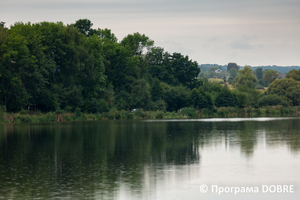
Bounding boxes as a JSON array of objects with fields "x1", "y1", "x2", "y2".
[{"x1": 1, "y1": 106, "x2": 299, "y2": 124}]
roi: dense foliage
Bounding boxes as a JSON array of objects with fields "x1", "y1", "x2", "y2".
[
  {"x1": 1, "y1": 19, "x2": 299, "y2": 116},
  {"x1": 0, "y1": 20, "x2": 202, "y2": 113}
]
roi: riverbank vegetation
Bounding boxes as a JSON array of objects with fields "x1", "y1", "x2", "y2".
[
  {"x1": 1, "y1": 19, "x2": 300, "y2": 123},
  {"x1": 1, "y1": 106, "x2": 299, "y2": 123}
]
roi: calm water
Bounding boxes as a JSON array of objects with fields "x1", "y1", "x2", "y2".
[{"x1": 1, "y1": 118, "x2": 300, "y2": 199}]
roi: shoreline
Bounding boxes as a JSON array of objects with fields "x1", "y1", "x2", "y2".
[{"x1": 1, "y1": 106, "x2": 299, "y2": 124}]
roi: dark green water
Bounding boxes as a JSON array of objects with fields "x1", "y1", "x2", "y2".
[{"x1": 0, "y1": 118, "x2": 300, "y2": 199}]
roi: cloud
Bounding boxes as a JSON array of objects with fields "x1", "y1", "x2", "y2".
[
  {"x1": 1, "y1": 0, "x2": 299, "y2": 66},
  {"x1": 230, "y1": 41, "x2": 253, "y2": 50}
]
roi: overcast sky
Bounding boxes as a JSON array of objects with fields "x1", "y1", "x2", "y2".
[{"x1": 1, "y1": 0, "x2": 300, "y2": 66}]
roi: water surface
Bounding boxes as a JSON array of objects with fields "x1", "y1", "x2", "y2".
[{"x1": 0, "y1": 118, "x2": 300, "y2": 199}]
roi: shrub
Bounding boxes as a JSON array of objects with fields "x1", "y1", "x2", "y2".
[
  {"x1": 74, "y1": 107, "x2": 81, "y2": 118},
  {"x1": 19, "y1": 109, "x2": 29, "y2": 115},
  {"x1": 127, "y1": 113, "x2": 134, "y2": 119},
  {"x1": 180, "y1": 107, "x2": 197, "y2": 118},
  {"x1": 156, "y1": 111, "x2": 164, "y2": 119},
  {"x1": 64, "y1": 106, "x2": 73, "y2": 113},
  {"x1": 134, "y1": 109, "x2": 147, "y2": 119},
  {"x1": 44, "y1": 112, "x2": 57, "y2": 122},
  {"x1": 202, "y1": 108, "x2": 213, "y2": 116},
  {"x1": 257, "y1": 95, "x2": 285, "y2": 107},
  {"x1": 255, "y1": 84, "x2": 265, "y2": 90},
  {"x1": 153, "y1": 100, "x2": 167, "y2": 111},
  {"x1": 215, "y1": 87, "x2": 238, "y2": 107},
  {"x1": 115, "y1": 113, "x2": 121, "y2": 120}
]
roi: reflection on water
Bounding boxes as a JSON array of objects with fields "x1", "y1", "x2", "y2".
[{"x1": 0, "y1": 118, "x2": 300, "y2": 199}]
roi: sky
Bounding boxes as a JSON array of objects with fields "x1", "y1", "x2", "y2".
[{"x1": 1, "y1": 0, "x2": 300, "y2": 66}]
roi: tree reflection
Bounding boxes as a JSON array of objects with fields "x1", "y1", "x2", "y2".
[{"x1": 0, "y1": 118, "x2": 300, "y2": 199}]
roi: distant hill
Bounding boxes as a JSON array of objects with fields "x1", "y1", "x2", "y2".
[
  {"x1": 199, "y1": 64, "x2": 300, "y2": 74},
  {"x1": 199, "y1": 64, "x2": 227, "y2": 72},
  {"x1": 248, "y1": 66, "x2": 300, "y2": 74}
]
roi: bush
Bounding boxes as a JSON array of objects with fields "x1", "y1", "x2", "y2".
[
  {"x1": 180, "y1": 107, "x2": 197, "y2": 118},
  {"x1": 43, "y1": 112, "x2": 57, "y2": 122},
  {"x1": 152, "y1": 100, "x2": 167, "y2": 111},
  {"x1": 14, "y1": 115, "x2": 32, "y2": 123},
  {"x1": 215, "y1": 87, "x2": 238, "y2": 107},
  {"x1": 257, "y1": 95, "x2": 286, "y2": 107},
  {"x1": 64, "y1": 106, "x2": 73, "y2": 113},
  {"x1": 253, "y1": 109, "x2": 262, "y2": 116},
  {"x1": 156, "y1": 111, "x2": 164, "y2": 119},
  {"x1": 255, "y1": 84, "x2": 265, "y2": 90},
  {"x1": 19, "y1": 109, "x2": 29, "y2": 115},
  {"x1": 202, "y1": 108, "x2": 213, "y2": 116},
  {"x1": 98, "y1": 99, "x2": 109, "y2": 113},
  {"x1": 74, "y1": 107, "x2": 81, "y2": 118},
  {"x1": 115, "y1": 113, "x2": 121, "y2": 120},
  {"x1": 55, "y1": 108, "x2": 64, "y2": 115},
  {"x1": 134, "y1": 109, "x2": 147, "y2": 119},
  {"x1": 127, "y1": 113, "x2": 134, "y2": 119}
]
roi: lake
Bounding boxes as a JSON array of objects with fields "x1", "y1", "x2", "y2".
[{"x1": 1, "y1": 117, "x2": 300, "y2": 199}]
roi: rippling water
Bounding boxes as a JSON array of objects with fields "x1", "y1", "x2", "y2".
[{"x1": 0, "y1": 118, "x2": 300, "y2": 199}]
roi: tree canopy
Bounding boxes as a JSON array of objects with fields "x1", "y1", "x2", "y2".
[
  {"x1": 286, "y1": 69, "x2": 300, "y2": 81},
  {"x1": 0, "y1": 20, "x2": 202, "y2": 112},
  {"x1": 263, "y1": 69, "x2": 279, "y2": 84},
  {"x1": 235, "y1": 66, "x2": 258, "y2": 89}
]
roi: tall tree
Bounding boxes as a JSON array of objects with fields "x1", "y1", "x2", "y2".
[
  {"x1": 268, "y1": 78, "x2": 300, "y2": 106},
  {"x1": 0, "y1": 24, "x2": 34, "y2": 111},
  {"x1": 263, "y1": 69, "x2": 279, "y2": 84},
  {"x1": 120, "y1": 32, "x2": 154, "y2": 56},
  {"x1": 73, "y1": 19, "x2": 96, "y2": 37},
  {"x1": 130, "y1": 79, "x2": 151, "y2": 109},
  {"x1": 286, "y1": 69, "x2": 300, "y2": 81},
  {"x1": 215, "y1": 87, "x2": 238, "y2": 107},
  {"x1": 255, "y1": 68, "x2": 263, "y2": 80},
  {"x1": 227, "y1": 62, "x2": 239, "y2": 72},
  {"x1": 235, "y1": 66, "x2": 258, "y2": 89},
  {"x1": 151, "y1": 78, "x2": 163, "y2": 101},
  {"x1": 171, "y1": 53, "x2": 200, "y2": 87},
  {"x1": 229, "y1": 68, "x2": 238, "y2": 79}
]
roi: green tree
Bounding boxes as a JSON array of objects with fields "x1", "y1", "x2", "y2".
[
  {"x1": 96, "y1": 28, "x2": 118, "y2": 42},
  {"x1": 232, "y1": 90, "x2": 248, "y2": 108},
  {"x1": 147, "y1": 47, "x2": 173, "y2": 84},
  {"x1": 255, "y1": 68, "x2": 263, "y2": 80},
  {"x1": 165, "y1": 86, "x2": 190, "y2": 111},
  {"x1": 229, "y1": 68, "x2": 238, "y2": 79},
  {"x1": 130, "y1": 79, "x2": 151, "y2": 109},
  {"x1": 0, "y1": 24, "x2": 35, "y2": 111},
  {"x1": 257, "y1": 95, "x2": 287, "y2": 107},
  {"x1": 73, "y1": 19, "x2": 96, "y2": 36},
  {"x1": 286, "y1": 69, "x2": 300, "y2": 81},
  {"x1": 191, "y1": 88, "x2": 200, "y2": 108},
  {"x1": 170, "y1": 52, "x2": 200, "y2": 87},
  {"x1": 263, "y1": 69, "x2": 279, "y2": 84},
  {"x1": 235, "y1": 66, "x2": 258, "y2": 89},
  {"x1": 104, "y1": 43, "x2": 139, "y2": 92},
  {"x1": 227, "y1": 62, "x2": 239, "y2": 72},
  {"x1": 151, "y1": 78, "x2": 163, "y2": 101},
  {"x1": 267, "y1": 78, "x2": 300, "y2": 106},
  {"x1": 120, "y1": 32, "x2": 154, "y2": 56},
  {"x1": 215, "y1": 87, "x2": 238, "y2": 107}
]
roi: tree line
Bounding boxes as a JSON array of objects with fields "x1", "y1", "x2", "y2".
[
  {"x1": 1, "y1": 19, "x2": 300, "y2": 115},
  {"x1": 0, "y1": 19, "x2": 200, "y2": 113}
]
